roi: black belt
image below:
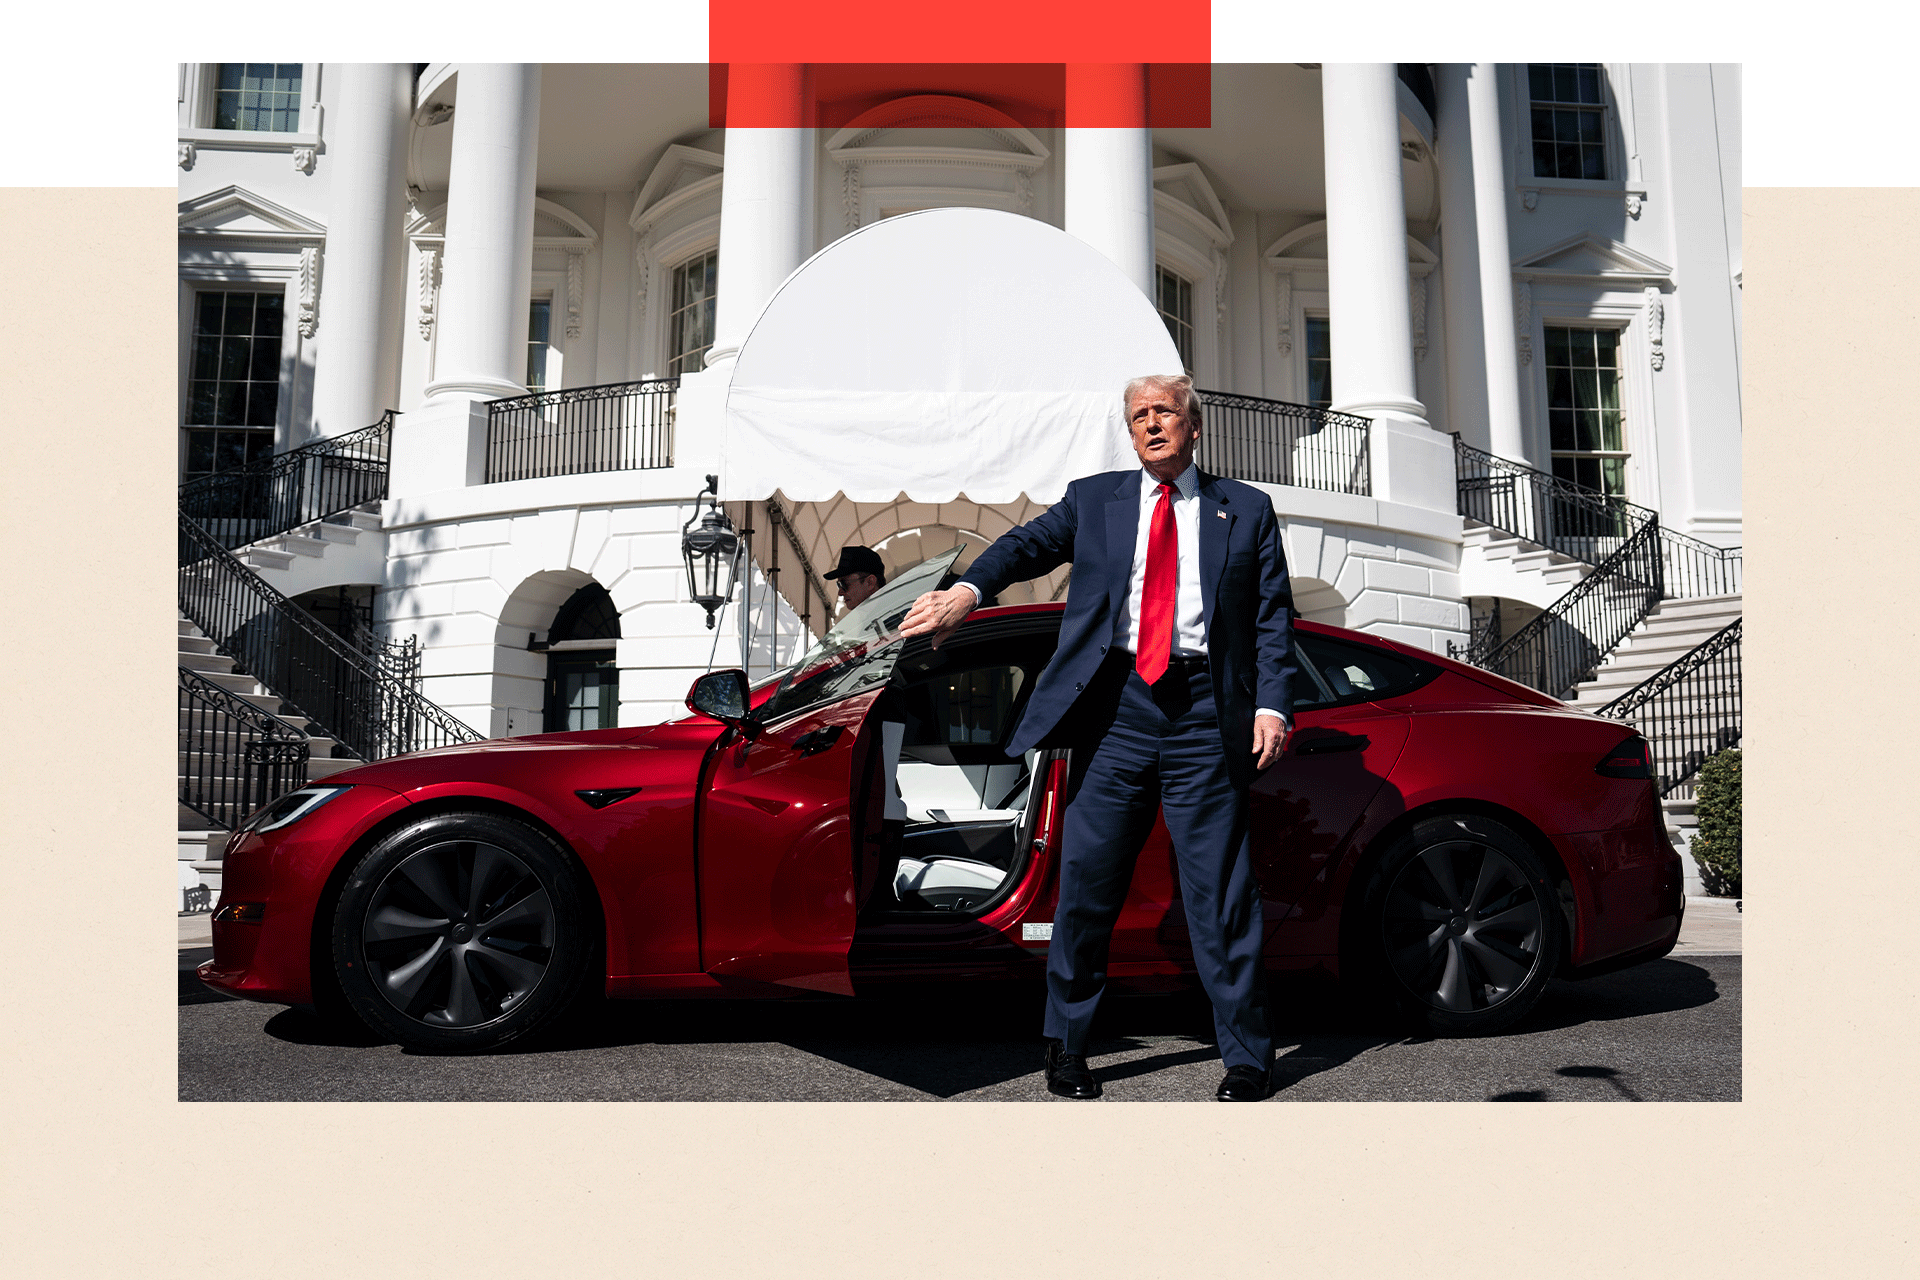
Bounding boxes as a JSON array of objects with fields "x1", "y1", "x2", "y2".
[{"x1": 1108, "y1": 651, "x2": 1209, "y2": 678}]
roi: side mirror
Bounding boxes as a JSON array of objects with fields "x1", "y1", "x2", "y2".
[{"x1": 687, "y1": 669, "x2": 755, "y2": 734}]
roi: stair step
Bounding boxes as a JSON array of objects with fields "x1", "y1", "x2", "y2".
[
  {"x1": 276, "y1": 534, "x2": 329, "y2": 558},
  {"x1": 240, "y1": 547, "x2": 295, "y2": 571},
  {"x1": 178, "y1": 651, "x2": 236, "y2": 675}
]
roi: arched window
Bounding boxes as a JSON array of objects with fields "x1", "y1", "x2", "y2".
[{"x1": 543, "y1": 583, "x2": 621, "y2": 732}]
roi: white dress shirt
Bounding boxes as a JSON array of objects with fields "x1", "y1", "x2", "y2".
[{"x1": 959, "y1": 461, "x2": 1286, "y2": 728}]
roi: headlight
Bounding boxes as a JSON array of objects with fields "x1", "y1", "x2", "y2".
[{"x1": 242, "y1": 784, "x2": 353, "y2": 833}]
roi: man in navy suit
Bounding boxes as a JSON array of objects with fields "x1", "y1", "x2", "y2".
[{"x1": 900, "y1": 373, "x2": 1296, "y2": 1101}]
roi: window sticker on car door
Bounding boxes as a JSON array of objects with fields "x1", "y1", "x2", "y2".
[{"x1": 1022, "y1": 923, "x2": 1053, "y2": 941}]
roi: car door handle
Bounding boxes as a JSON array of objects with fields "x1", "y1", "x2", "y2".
[
  {"x1": 1294, "y1": 732, "x2": 1369, "y2": 755},
  {"x1": 793, "y1": 724, "x2": 845, "y2": 756}
]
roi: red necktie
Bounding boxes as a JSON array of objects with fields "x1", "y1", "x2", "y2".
[{"x1": 1136, "y1": 481, "x2": 1177, "y2": 684}]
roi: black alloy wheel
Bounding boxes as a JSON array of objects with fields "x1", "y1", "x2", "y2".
[
  {"x1": 331, "y1": 812, "x2": 595, "y2": 1052},
  {"x1": 1359, "y1": 814, "x2": 1565, "y2": 1036}
]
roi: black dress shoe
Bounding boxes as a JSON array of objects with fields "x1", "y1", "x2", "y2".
[
  {"x1": 1044, "y1": 1039, "x2": 1102, "y2": 1099},
  {"x1": 1215, "y1": 1065, "x2": 1271, "y2": 1101}
]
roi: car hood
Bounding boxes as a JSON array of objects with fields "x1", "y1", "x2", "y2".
[{"x1": 320, "y1": 718, "x2": 725, "y2": 791}]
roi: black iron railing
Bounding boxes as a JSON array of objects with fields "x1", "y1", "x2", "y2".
[
  {"x1": 1455, "y1": 436, "x2": 1655, "y2": 566},
  {"x1": 179, "y1": 412, "x2": 394, "y2": 559},
  {"x1": 178, "y1": 514, "x2": 482, "y2": 761},
  {"x1": 485, "y1": 378, "x2": 678, "y2": 483},
  {"x1": 1470, "y1": 515, "x2": 1665, "y2": 697},
  {"x1": 1598, "y1": 619, "x2": 1741, "y2": 800},
  {"x1": 1194, "y1": 390, "x2": 1372, "y2": 496},
  {"x1": 178, "y1": 665, "x2": 311, "y2": 830},
  {"x1": 1660, "y1": 527, "x2": 1743, "y2": 600}
]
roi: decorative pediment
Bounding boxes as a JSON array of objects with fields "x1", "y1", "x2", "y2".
[
  {"x1": 1153, "y1": 162, "x2": 1232, "y2": 249},
  {"x1": 178, "y1": 185, "x2": 325, "y2": 243},
  {"x1": 825, "y1": 95, "x2": 1049, "y2": 168},
  {"x1": 631, "y1": 145, "x2": 725, "y2": 231},
  {"x1": 408, "y1": 198, "x2": 597, "y2": 253},
  {"x1": 1263, "y1": 220, "x2": 1435, "y2": 276},
  {"x1": 1512, "y1": 233, "x2": 1671, "y2": 284}
]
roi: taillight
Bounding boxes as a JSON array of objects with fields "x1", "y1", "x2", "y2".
[{"x1": 1596, "y1": 736, "x2": 1652, "y2": 779}]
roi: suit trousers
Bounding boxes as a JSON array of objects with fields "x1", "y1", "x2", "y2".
[{"x1": 1041, "y1": 653, "x2": 1274, "y2": 1071}]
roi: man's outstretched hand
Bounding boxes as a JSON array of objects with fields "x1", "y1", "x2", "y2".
[
  {"x1": 899, "y1": 586, "x2": 977, "y2": 649},
  {"x1": 1252, "y1": 713, "x2": 1289, "y2": 771}
]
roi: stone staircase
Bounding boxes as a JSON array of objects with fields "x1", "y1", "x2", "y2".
[
  {"x1": 1562, "y1": 592, "x2": 1744, "y2": 891},
  {"x1": 230, "y1": 502, "x2": 387, "y2": 595},
  {"x1": 1457, "y1": 521, "x2": 1592, "y2": 625},
  {"x1": 177, "y1": 613, "x2": 362, "y2": 907}
]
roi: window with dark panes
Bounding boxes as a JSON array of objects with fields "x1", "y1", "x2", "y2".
[
  {"x1": 1528, "y1": 63, "x2": 1608, "y2": 180},
  {"x1": 903, "y1": 664, "x2": 1027, "y2": 749},
  {"x1": 1291, "y1": 633, "x2": 1434, "y2": 709},
  {"x1": 668, "y1": 250, "x2": 718, "y2": 377},
  {"x1": 1156, "y1": 267, "x2": 1194, "y2": 372},
  {"x1": 184, "y1": 290, "x2": 283, "y2": 482},
  {"x1": 213, "y1": 64, "x2": 304, "y2": 132},
  {"x1": 527, "y1": 298, "x2": 552, "y2": 393},
  {"x1": 1305, "y1": 316, "x2": 1333, "y2": 409},
  {"x1": 1545, "y1": 326, "x2": 1628, "y2": 502}
]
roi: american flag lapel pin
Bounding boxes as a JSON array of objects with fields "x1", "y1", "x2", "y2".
[{"x1": 1216, "y1": 510, "x2": 1228, "y2": 519}]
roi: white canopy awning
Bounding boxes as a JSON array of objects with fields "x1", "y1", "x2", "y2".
[
  {"x1": 719, "y1": 207, "x2": 1181, "y2": 635},
  {"x1": 721, "y1": 207, "x2": 1180, "y2": 506}
]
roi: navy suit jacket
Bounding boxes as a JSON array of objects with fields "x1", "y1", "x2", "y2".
[{"x1": 959, "y1": 468, "x2": 1296, "y2": 790}]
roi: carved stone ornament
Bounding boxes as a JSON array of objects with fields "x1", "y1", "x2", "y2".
[
  {"x1": 841, "y1": 161, "x2": 862, "y2": 232},
  {"x1": 1213, "y1": 249, "x2": 1230, "y2": 338},
  {"x1": 292, "y1": 146, "x2": 317, "y2": 175},
  {"x1": 298, "y1": 246, "x2": 322, "y2": 338},
  {"x1": 1514, "y1": 281, "x2": 1532, "y2": 366},
  {"x1": 1015, "y1": 168, "x2": 1034, "y2": 217},
  {"x1": 1274, "y1": 276, "x2": 1293, "y2": 356},
  {"x1": 1410, "y1": 276, "x2": 1428, "y2": 362},
  {"x1": 566, "y1": 250, "x2": 586, "y2": 340},
  {"x1": 1644, "y1": 285, "x2": 1665, "y2": 370},
  {"x1": 634, "y1": 229, "x2": 652, "y2": 324},
  {"x1": 177, "y1": 142, "x2": 195, "y2": 171},
  {"x1": 1625, "y1": 192, "x2": 1644, "y2": 219},
  {"x1": 1521, "y1": 189, "x2": 1539, "y2": 212},
  {"x1": 417, "y1": 245, "x2": 440, "y2": 340}
]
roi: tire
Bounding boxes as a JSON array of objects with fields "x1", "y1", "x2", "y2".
[
  {"x1": 329, "y1": 811, "x2": 596, "y2": 1053},
  {"x1": 1351, "y1": 814, "x2": 1565, "y2": 1037}
]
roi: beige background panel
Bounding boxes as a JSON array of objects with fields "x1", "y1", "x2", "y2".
[{"x1": 0, "y1": 183, "x2": 1913, "y2": 1276}]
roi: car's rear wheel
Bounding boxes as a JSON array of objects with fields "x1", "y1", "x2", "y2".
[
  {"x1": 330, "y1": 811, "x2": 595, "y2": 1053},
  {"x1": 1353, "y1": 814, "x2": 1564, "y2": 1036}
]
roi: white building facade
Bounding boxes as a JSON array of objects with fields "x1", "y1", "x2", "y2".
[{"x1": 175, "y1": 61, "x2": 1741, "y2": 742}]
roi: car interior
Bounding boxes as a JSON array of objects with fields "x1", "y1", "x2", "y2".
[{"x1": 877, "y1": 629, "x2": 1057, "y2": 914}]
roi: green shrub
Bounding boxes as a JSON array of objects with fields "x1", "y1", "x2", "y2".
[{"x1": 1690, "y1": 747, "x2": 1741, "y2": 897}]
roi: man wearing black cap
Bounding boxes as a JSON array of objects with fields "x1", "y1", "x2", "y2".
[{"x1": 824, "y1": 545, "x2": 886, "y2": 612}]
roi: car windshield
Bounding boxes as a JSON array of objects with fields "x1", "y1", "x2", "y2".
[{"x1": 757, "y1": 546, "x2": 965, "y2": 724}]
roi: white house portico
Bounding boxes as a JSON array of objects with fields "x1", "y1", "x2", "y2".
[{"x1": 176, "y1": 62, "x2": 1742, "y2": 894}]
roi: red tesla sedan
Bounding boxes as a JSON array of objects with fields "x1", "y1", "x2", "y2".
[{"x1": 199, "y1": 548, "x2": 1683, "y2": 1053}]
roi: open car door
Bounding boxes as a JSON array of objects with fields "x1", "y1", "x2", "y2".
[{"x1": 696, "y1": 547, "x2": 964, "y2": 996}]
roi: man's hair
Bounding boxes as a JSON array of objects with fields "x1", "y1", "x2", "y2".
[{"x1": 1123, "y1": 373, "x2": 1203, "y2": 432}]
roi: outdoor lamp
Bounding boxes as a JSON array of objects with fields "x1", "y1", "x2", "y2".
[{"x1": 681, "y1": 474, "x2": 739, "y2": 629}]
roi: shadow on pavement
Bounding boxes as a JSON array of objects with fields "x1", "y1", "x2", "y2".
[{"x1": 227, "y1": 955, "x2": 1726, "y2": 1099}]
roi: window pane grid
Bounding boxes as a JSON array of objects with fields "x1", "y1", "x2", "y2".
[
  {"x1": 1528, "y1": 63, "x2": 1606, "y2": 180},
  {"x1": 214, "y1": 63, "x2": 303, "y2": 132},
  {"x1": 1545, "y1": 326, "x2": 1627, "y2": 499},
  {"x1": 527, "y1": 299, "x2": 552, "y2": 393},
  {"x1": 1305, "y1": 316, "x2": 1333, "y2": 410},
  {"x1": 185, "y1": 289, "x2": 283, "y2": 480},
  {"x1": 1155, "y1": 267, "x2": 1194, "y2": 373},
  {"x1": 668, "y1": 250, "x2": 718, "y2": 377}
]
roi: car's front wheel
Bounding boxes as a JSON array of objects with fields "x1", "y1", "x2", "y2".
[
  {"x1": 1352, "y1": 814, "x2": 1565, "y2": 1036},
  {"x1": 330, "y1": 811, "x2": 595, "y2": 1053}
]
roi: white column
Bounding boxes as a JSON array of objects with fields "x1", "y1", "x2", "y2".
[
  {"x1": 1064, "y1": 64, "x2": 1155, "y2": 297},
  {"x1": 704, "y1": 64, "x2": 812, "y2": 374},
  {"x1": 423, "y1": 63, "x2": 541, "y2": 403},
  {"x1": 310, "y1": 63, "x2": 411, "y2": 440},
  {"x1": 393, "y1": 63, "x2": 540, "y2": 496},
  {"x1": 1321, "y1": 64, "x2": 1452, "y2": 510},
  {"x1": 1466, "y1": 64, "x2": 1527, "y2": 463},
  {"x1": 1436, "y1": 65, "x2": 1490, "y2": 453}
]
